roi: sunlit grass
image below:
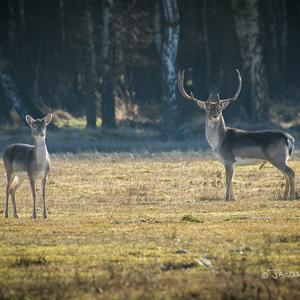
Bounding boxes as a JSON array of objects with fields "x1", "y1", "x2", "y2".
[
  {"x1": 54, "y1": 115, "x2": 102, "y2": 129},
  {"x1": 0, "y1": 154, "x2": 300, "y2": 299}
]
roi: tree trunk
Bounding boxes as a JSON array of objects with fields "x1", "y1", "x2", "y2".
[
  {"x1": 202, "y1": 0, "x2": 211, "y2": 94},
  {"x1": 7, "y1": 1, "x2": 16, "y2": 53},
  {"x1": 161, "y1": 0, "x2": 180, "y2": 139},
  {"x1": 203, "y1": 0, "x2": 221, "y2": 95},
  {"x1": 85, "y1": 0, "x2": 97, "y2": 128},
  {"x1": 18, "y1": 0, "x2": 26, "y2": 74},
  {"x1": 101, "y1": 0, "x2": 116, "y2": 129},
  {"x1": 0, "y1": 58, "x2": 13, "y2": 124},
  {"x1": 217, "y1": 0, "x2": 246, "y2": 120},
  {"x1": 0, "y1": 55, "x2": 56, "y2": 128},
  {"x1": 33, "y1": 0, "x2": 44, "y2": 105},
  {"x1": 153, "y1": 0, "x2": 162, "y2": 54},
  {"x1": 0, "y1": 1, "x2": 45, "y2": 124},
  {"x1": 286, "y1": 0, "x2": 300, "y2": 88},
  {"x1": 203, "y1": 0, "x2": 244, "y2": 120},
  {"x1": 59, "y1": 0, "x2": 65, "y2": 45},
  {"x1": 232, "y1": 0, "x2": 269, "y2": 122},
  {"x1": 0, "y1": 53, "x2": 39, "y2": 122},
  {"x1": 261, "y1": 0, "x2": 287, "y2": 102},
  {"x1": 0, "y1": 89, "x2": 12, "y2": 124}
]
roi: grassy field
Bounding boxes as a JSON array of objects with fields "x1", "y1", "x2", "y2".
[{"x1": 0, "y1": 152, "x2": 300, "y2": 299}]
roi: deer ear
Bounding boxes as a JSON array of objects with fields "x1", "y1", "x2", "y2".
[
  {"x1": 26, "y1": 115, "x2": 35, "y2": 127},
  {"x1": 220, "y1": 101, "x2": 230, "y2": 110},
  {"x1": 42, "y1": 114, "x2": 52, "y2": 125},
  {"x1": 197, "y1": 101, "x2": 207, "y2": 111}
]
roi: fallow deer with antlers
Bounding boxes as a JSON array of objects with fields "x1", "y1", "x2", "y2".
[{"x1": 178, "y1": 70, "x2": 295, "y2": 201}]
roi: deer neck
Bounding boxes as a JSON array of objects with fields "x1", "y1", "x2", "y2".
[
  {"x1": 33, "y1": 137, "x2": 49, "y2": 165},
  {"x1": 205, "y1": 115, "x2": 227, "y2": 152}
]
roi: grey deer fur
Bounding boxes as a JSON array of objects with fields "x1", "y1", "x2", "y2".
[
  {"x1": 3, "y1": 114, "x2": 52, "y2": 218},
  {"x1": 178, "y1": 70, "x2": 295, "y2": 201}
]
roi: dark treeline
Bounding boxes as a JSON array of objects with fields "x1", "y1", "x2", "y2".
[{"x1": 0, "y1": 0, "x2": 299, "y2": 138}]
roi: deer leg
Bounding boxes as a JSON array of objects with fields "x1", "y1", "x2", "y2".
[
  {"x1": 272, "y1": 162, "x2": 295, "y2": 200},
  {"x1": 225, "y1": 164, "x2": 234, "y2": 201},
  {"x1": 10, "y1": 176, "x2": 22, "y2": 219},
  {"x1": 41, "y1": 177, "x2": 47, "y2": 219},
  {"x1": 4, "y1": 173, "x2": 13, "y2": 218},
  {"x1": 28, "y1": 175, "x2": 37, "y2": 219},
  {"x1": 230, "y1": 183, "x2": 235, "y2": 201},
  {"x1": 283, "y1": 175, "x2": 290, "y2": 200},
  {"x1": 287, "y1": 167, "x2": 295, "y2": 200}
]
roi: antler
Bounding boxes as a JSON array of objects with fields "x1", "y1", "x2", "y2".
[
  {"x1": 218, "y1": 69, "x2": 242, "y2": 102},
  {"x1": 178, "y1": 71, "x2": 206, "y2": 106},
  {"x1": 178, "y1": 69, "x2": 242, "y2": 104}
]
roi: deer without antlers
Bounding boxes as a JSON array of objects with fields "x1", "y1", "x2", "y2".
[
  {"x1": 178, "y1": 69, "x2": 295, "y2": 201},
  {"x1": 3, "y1": 114, "x2": 52, "y2": 218}
]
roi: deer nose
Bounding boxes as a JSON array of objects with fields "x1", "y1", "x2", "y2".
[{"x1": 210, "y1": 114, "x2": 220, "y2": 120}]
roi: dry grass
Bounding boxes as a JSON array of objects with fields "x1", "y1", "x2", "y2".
[{"x1": 0, "y1": 153, "x2": 300, "y2": 299}]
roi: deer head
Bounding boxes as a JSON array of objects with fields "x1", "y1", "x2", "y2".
[
  {"x1": 26, "y1": 114, "x2": 53, "y2": 139},
  {"x1": 178, "y1": 69, "x2": 242, "y2": 121}
]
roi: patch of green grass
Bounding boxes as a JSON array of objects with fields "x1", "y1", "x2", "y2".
[{"x1": 0, "y1": 154, "x2": 300, "y2": 299}]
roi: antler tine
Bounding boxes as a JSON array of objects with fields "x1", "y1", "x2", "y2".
[
  {"x1": 190, "y1": 92, "x2": 199, "y2": 102},
  {"x1": 219, "y1": 69, "x2": 242, "y2": 102},
  {"x1": 232, "y1": 69, "x2": 242, "y2": 100},
  {"x1": 178, "y1": 70, "x2": 206, "y2": 105},
  {"x1": 178, "y1": 71, "x2": 191, "y2": 100}
]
